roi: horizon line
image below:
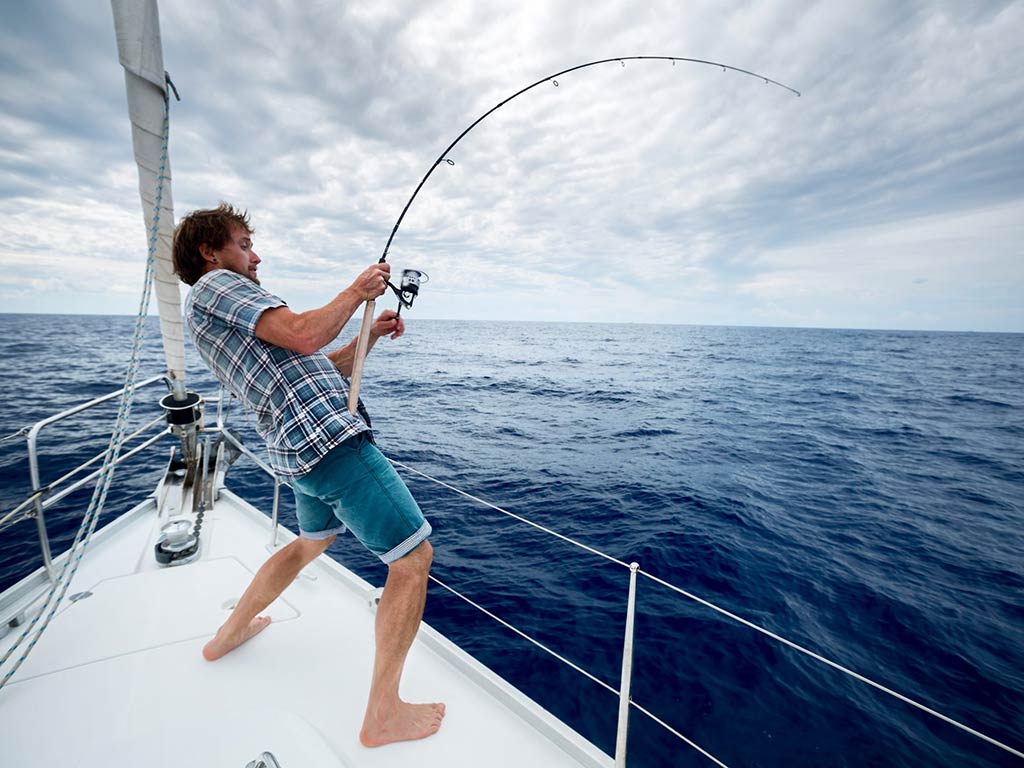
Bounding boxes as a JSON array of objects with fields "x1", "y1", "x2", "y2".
[{"x1": 0, "y1": 311, "x2": 1020, "y2": 336}]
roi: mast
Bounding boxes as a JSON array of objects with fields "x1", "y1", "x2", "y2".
[{"x1": 111, "y1": 0, "x2": 185, "y2": 386}]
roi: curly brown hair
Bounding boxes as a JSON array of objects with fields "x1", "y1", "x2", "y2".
[{"x1": 172, "y1": 203, "x2": 253, "y2": 285}]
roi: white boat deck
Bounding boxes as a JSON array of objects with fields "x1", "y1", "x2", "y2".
[{"x1": 0, "y1": 485, "x2": 612, "y2": 768}]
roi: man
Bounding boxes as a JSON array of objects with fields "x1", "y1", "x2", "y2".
[{"x1": 172, "y1": 203, "x2": 444, "y2": 747}]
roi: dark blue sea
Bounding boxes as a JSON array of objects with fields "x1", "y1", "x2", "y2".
[{"x1": 1, "y1": 314, "x2": 1022, "y2": 767}]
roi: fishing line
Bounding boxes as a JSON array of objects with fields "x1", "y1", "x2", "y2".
[
  {"x1": 348, "y1": 55, "x2": 797, "y2": 411},
  {"x1": 377, "y1": 55, "x2": 800, "y2": 264}
]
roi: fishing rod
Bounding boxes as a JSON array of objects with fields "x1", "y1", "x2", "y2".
[{"x1": 347, "y1": 55, "x2": 800, "y2": 415}]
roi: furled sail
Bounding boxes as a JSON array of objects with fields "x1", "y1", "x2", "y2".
[{"x1": 111, "y1": 0, "x2": 185, "y2": 383}]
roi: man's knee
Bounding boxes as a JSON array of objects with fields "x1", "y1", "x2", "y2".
[
  {"x1": 313, "y1": 534, "x2": 336, "y2": 552},
  {"x1": 390, "y1": 538, "x2": 432, "y2": 575},
  {"x1": 295, "y1": 534, "x2": 335, "y2": 560}
]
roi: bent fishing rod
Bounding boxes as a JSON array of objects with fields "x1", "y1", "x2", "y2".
[{"x1": 347, "y1": 55, "x2": 800, "y2": 414}]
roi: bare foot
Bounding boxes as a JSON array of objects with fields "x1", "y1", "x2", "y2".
[
  {"x1": 202, "y1": 616, "x2": 272, "y2": 661},
  {"x1": 360, "y1": 700, "x2": 446, "y2": 747}
]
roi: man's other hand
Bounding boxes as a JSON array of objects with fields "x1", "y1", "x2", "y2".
[{"x1": 371, "y1": 309, "x2": 405, "y2": 340}]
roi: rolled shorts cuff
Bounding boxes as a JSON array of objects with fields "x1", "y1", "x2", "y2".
[
  {"x1": 299, "y1": 523, "x2": 347, "y2": 540},
  {"x1": 379, "y1": 520, "x2": 432, "y2": 564}
]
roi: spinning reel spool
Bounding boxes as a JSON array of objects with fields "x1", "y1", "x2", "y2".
[{"x1": 388, "y1": 268, "x2": 429, "y2": 316}]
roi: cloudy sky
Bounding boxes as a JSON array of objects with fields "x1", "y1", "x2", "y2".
[{"x1": 1, "y1": 0, "x2": 1022, "y2": 331}]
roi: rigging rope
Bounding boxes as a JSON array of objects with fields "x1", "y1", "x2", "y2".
[
  {"x1": 0, "y1": 96, "x2": 171, "y2": 692},
  {"x1": 0, "y1": 428, "x2": 27, "y2": 444}
]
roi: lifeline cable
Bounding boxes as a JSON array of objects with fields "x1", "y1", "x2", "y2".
[{"x1": 390, "y1": 459, "x2": 1024, "y2": 763}]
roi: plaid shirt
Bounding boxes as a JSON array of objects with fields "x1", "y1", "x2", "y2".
[{"x1": 185, "y1": 270, "x2": 369, "y2": 478}]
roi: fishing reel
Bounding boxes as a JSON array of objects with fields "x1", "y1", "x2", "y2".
[{"x1": 386, "y1": 268, "x2": 429, "y2": 316}]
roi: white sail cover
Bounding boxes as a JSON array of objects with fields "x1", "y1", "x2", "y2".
[{"x1": 112, "y1": 0, "x2": 186, "y2": 383}]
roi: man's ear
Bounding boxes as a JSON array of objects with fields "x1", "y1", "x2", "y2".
[{"x1": 199, "y1": 243, "x2": 216, "y2": 263}]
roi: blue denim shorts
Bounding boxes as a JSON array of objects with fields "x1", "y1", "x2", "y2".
[{"x1": 291, "y1": 432, "x2": 431, "y2": 563}]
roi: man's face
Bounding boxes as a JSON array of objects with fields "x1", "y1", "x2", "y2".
[{"x1": 211, "y1": 225, "x2": 261, "y2": 284}]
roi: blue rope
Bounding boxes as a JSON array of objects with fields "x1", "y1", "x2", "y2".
[{"x1": 0, "y1": 96, "x2": 171, "y2": 690}]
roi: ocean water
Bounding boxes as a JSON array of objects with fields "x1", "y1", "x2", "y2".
[{"x1": 0, "y1": 313, "x2": 1021, "y2": 767}]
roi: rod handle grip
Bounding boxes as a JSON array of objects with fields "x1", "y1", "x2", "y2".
[{"x1": 347, "y1": 300, "x2": 375, "y2": 415}]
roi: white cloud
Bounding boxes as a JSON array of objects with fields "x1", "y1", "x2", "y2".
[
  {"x1": 736, "y1": 200, "x2": 1024, "y2": 330},
  {"x1": 0, "y1": 0, "x2": 1022, "y2": 330}
]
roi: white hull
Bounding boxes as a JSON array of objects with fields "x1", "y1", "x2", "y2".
[{"x1": 1, "y1": 481, "x2": 610, "y2": 767}]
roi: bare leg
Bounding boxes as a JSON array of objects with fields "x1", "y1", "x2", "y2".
[
  {"x1": 360, "y1": 540, "x2": 446, "y2": 747},
  {"x1": 203, "y1": 535, "x2": 335, "y2": 661}
]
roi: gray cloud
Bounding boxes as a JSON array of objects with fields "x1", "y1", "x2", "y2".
[{"x1": 0, "y1": 0, "x2": 1021, "y2": 330}]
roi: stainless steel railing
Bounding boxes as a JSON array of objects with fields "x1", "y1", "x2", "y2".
[
  {"x1": 5, "y1": 380, "x2": 1019, "y2": 766},
  {"x1": 1, "y1": 375, "x2": 172, "y2": 580},
  {"x1": 0, "y1": 379, "x2": 696, "y2": 764},
  {"x1": 214, "y1": 424, "x2": 287, "y2": 545}
]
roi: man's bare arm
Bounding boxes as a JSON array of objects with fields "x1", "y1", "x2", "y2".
[{"x1": 255, "y1": 263, "x2": 390, "y2": 355}]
